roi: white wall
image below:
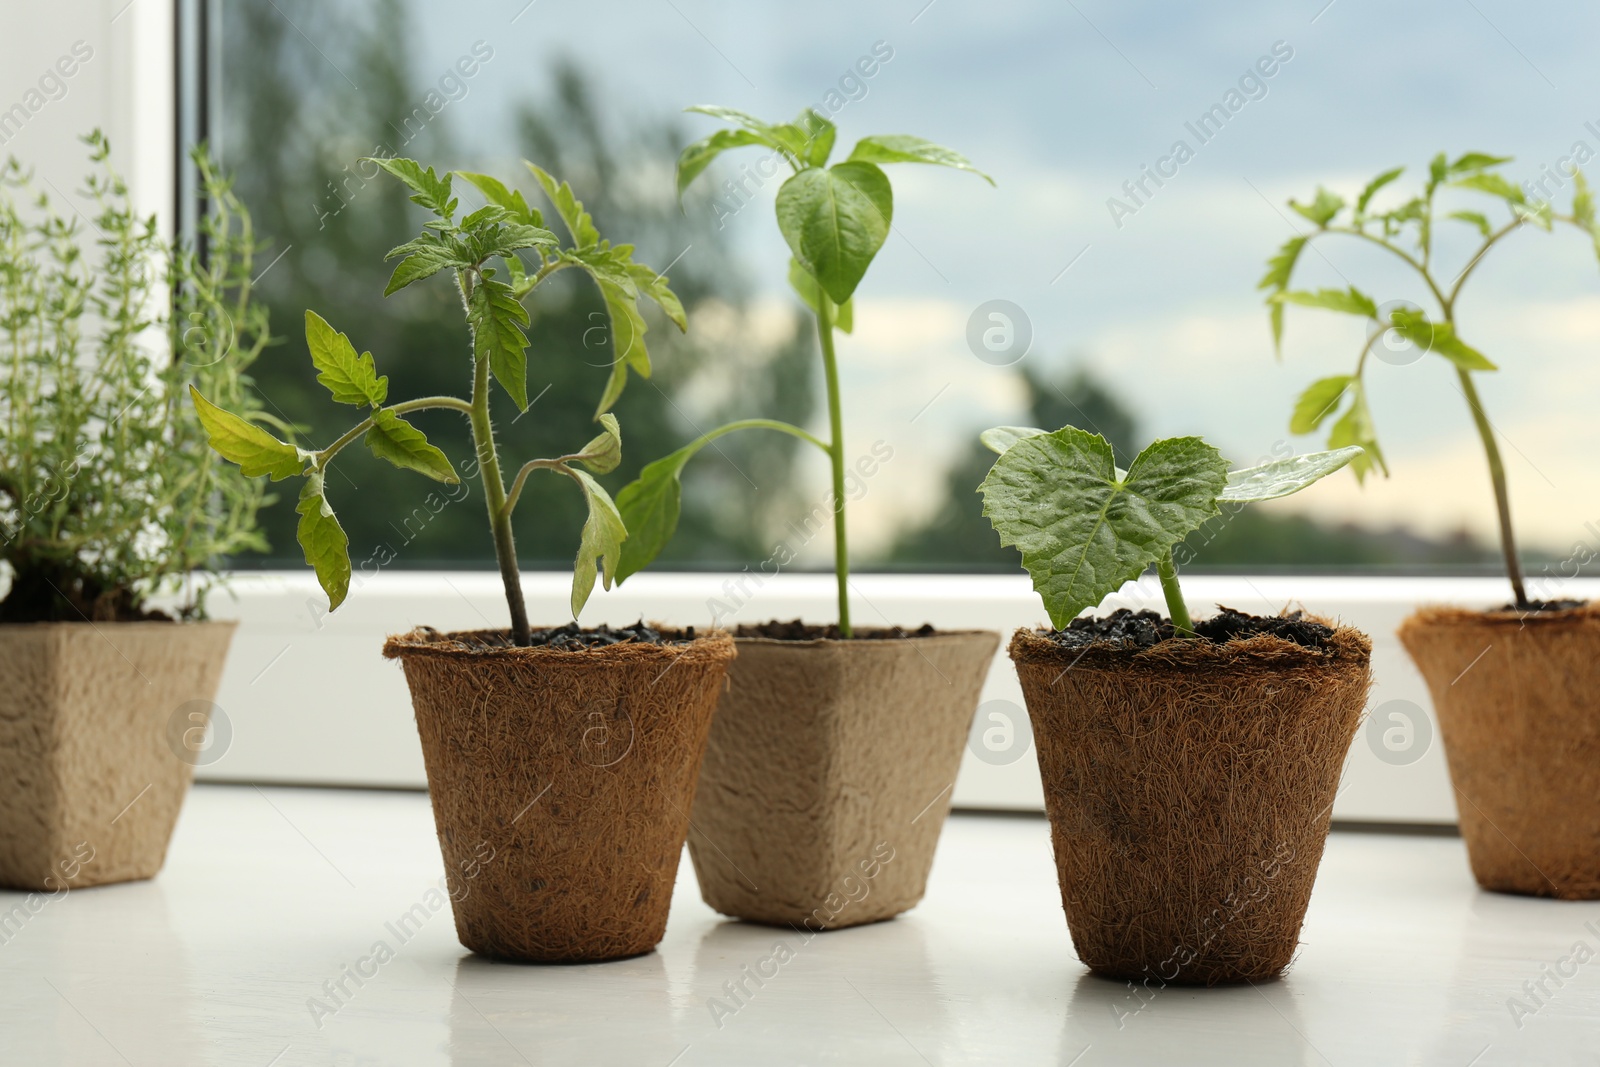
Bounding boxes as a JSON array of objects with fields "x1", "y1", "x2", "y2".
[
  {"x1": 1, "y1": 0, "x2": 173, "y2": 232},
  {"x1": 193, "y1": 570, "x2": 1594, "y2": 825}
]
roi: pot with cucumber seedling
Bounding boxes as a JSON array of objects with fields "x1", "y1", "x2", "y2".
[
  {"x1": 612, "y1": 107, "x2": 998, "y2": 929},
  {"x1": 982, "y1": 425, "x2": 1371, "y2": 983},
  {"x1": 195, "y1": 159, "x2": 732, "y2": 961},
  {"x1": 1266, "y1": 152, "x2": 1600, "y2": 898}
]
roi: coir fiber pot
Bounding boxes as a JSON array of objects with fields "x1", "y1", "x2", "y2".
[
  {"x1": 0, "y1": 621, "x2": 236, "y2": 890},
  {"x1": 1399, "y1": 603, "x2": 1600, "y2": 899},
  {"x1": 686, "y1": 626, "x2": 999, "y2": 929},
  {"x1": 383, "y1": 627, "x2": 735, "y2": 962},
  {"x1": 1009, "y1": 621, "x2": 1371, "y2": 985}
]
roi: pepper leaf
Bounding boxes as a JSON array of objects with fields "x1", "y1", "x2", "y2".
[
  {"x1": 846, "y1": 134, "x2": 995, "y2": 185},
  {"x1": 787, "y1": 257, "x2": 853, "y2": 333},
  {"x1": 676, "y1": 128, "x2": 770, "y2": 199},
  {"x1": 775, "y1": 162, "x2": 893, "y2": 305},
  {"x1": 613, "y1": 438, "x2": 700, "y2": 582}
]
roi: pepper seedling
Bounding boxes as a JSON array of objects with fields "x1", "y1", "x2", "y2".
[
  {"x1": 979, "y1": 425, "x2": 1362, "y2": 634},
  {"x1": 612, "y1": 106, "x2": 991, "y2": 637},
  {"x1": 1261, "y1": 152, "x2": 1600, "y2": 609},
  {"x1": 191, "y1": 158, "x2": 683, "y2": 645}
]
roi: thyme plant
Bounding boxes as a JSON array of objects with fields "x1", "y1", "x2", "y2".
[
  {"x1": 614, "y1": 107, "x2": 990, "y2": 636},
  {"x1": 193, "y1": 159, "x2": 681, "y2": 645},
  {"x1": 0, "y1": 133, "x2": 272, "y2": 622},
  {"x1": 1262, "y1": 152, "x2": 1600, "y2": 608}
]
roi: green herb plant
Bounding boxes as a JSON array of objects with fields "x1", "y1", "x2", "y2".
[
  {"x1": 0, "y1": 133, "x2": 272, "y2": 622},
  {"x1": 192, "y1": 159, "x2": 683, "y2": 645},
  {"x1": 614, "y1": 107, "x2": 991, "y2": 636},
  {"x1": 1261, "y1": 152, "x2": 1600, "y2": 609},
  {"x1": 979, "y1": 425, "x2": 1361, "y2": 634}
]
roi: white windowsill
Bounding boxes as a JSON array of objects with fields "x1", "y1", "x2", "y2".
[{"x1": 191, "y1": 570, "x2": 1596, "y2": 825}]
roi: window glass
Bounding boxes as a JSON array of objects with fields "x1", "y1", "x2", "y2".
[{"x1": 219, "y1": 0, "x2": 1597, "y2": 576}]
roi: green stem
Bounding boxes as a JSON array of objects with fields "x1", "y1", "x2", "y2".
[
  {"x1": 468, "y1": 350, "x2": 531, "y2": 644},
  {"x1": 816, "y1": 297, "x2": 851, "y2": 637},
  {"x1": 502, "y1": 458, "x2": 567, "y2": 520},
  {"x1": 1158, "y1": 549, "x2": 1196, "y2": 638},
  {"x1": 1445, "y1": 220, "x2": 1522, "y2": 309},
  {"x1": 695, "y1": 417, "x2": 831, "y2": 454},
  {"x1": 1455, "y1": 366, "x2": 1528, "y2": 608},
  {"x1": 313, "y1": 395, "x2": 474, "y2": 465}
]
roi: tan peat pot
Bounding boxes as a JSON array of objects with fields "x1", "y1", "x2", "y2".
[
  {"x1": 384, "y1": 627, "x2": 735, "y2": 962},
  {"x1": 0, "y1": 621, "x2": 236, "y2": 890},
  {"x1": 686, "y1": 628, "x2": 999, "y2": 929},
  {"x1": 1399, "y1": 603, "x2": 1600, "y2": 899},
  {"x1": 1009, "y1": 623, "x2": 1371, "y2": 985}
]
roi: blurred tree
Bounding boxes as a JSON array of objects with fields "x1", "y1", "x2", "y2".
[
  {"x1": 884, "y1": 359, "x2": 1498, "y2": 572},
  {"x1": 219, "y1": 1, "x2": 815, "y2": 575},
  {"x1": 887, "y1": 363, "x2": 1132, "y2": 569}
]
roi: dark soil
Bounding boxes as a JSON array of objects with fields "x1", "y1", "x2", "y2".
[
  {"x1": 1492, "y1": 599, "x2": 1587, "y2": 613},
  {"x1": 1041, "y1": 607, "x2": 1335, "y2": 651},
  {"x1": 736, "y1": 618, "x2": 939, "y2": 641},
  {"x1": 443, "y1": 621, "x2": 699, "y2": 651},
  {"x1": 0, "y1": 564, "x2": 173, "y2": 623}
]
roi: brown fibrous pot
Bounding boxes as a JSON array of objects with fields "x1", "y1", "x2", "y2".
[
  {"x1": 383, "y1": 627, "x2": 735, "y2": 962},
  {"x1": 1010, "y1": 621, "x2": 1372, "y2": 985},
  {"x1": 1400, "y1": 602, "x2": 1600, "y2": 899},
  {"x1": 687, "y1": 628, "x2": 999, "y2": 930},
  {"x1": 0, "y1": 621, "x2": 236, "y2": 890}
]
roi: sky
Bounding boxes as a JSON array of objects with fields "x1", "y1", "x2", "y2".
[{"x1": 388, "y1": 0, "x2": 1600, "y2": 558}]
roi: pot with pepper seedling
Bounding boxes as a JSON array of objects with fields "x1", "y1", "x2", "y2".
[
  {"x1": 194, "y1": 159, "x2": 733, "y2": 961},
  {"x1": 1265, "y1": 152, "x2": 1600, "y2": 898},
  {"x1": 612, "y1": 107, "x2": 998, "y2": 929},
  {"x1": 982, "y1": 425, "x2": 1370, "y2": 983}
]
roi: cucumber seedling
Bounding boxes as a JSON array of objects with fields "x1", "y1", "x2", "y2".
[
  {"x1": 979, "y1": 425, "x2": 1361, "y2": 634},
  {"x1": 612, "y1": 106, "x2": 991, "y2": 636},
  {"x1": 1261, "y1": 152, "x2": 1600, "y2": 609},
  {"x1": 192, "y1": 159, "x2": 683, "y2": 644}
]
